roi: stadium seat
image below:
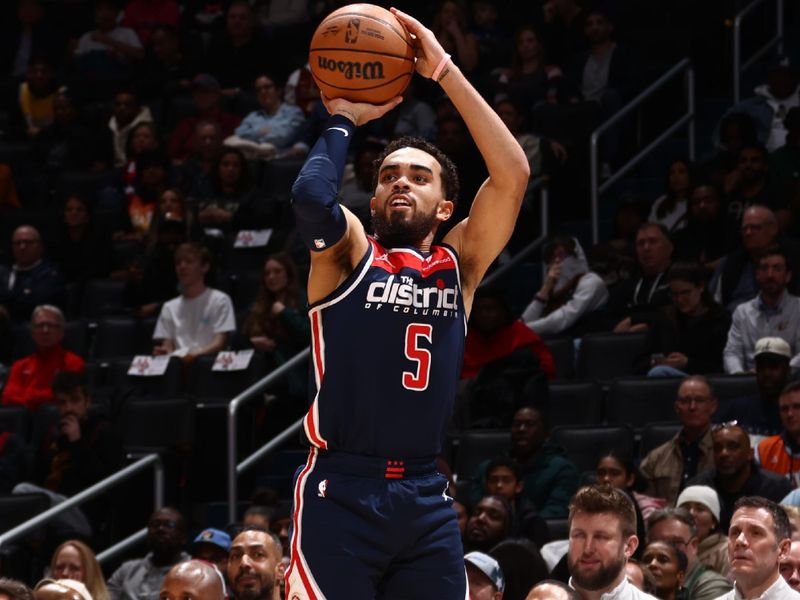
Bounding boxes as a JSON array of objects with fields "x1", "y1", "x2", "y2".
[
  {"x1": 0, "y1": 406, "x2": 30, "y2": 440},
  {"x1": 93, "y1": 317, "x2": 145, "y2": 361},
  {"x1": 455, "y1": 430, "x2": 510, "y2": 480},
  {"x1": 81, "y1": 279, "x2": 128, "y2": 319},
  {"x1": 549, "y1": 425, "x2": 635, "y2": 473},
  {"x1": 54, "y1": 170, "x2": 115, "y2": 201},
  {"x1": 107, "y1": 356, "x2": 184, "y2": 399},
  {"x1": 605, "y1": 377, "x2": 682, "y2": 428},
  {"x1": 707, "y1": 374, "x2": 759, "y2": 416},
  {"x1": 11, "y1": 319, "x2": 89, "y2": 360},
  {"x1": 186, "y1": 353, "x2": 269, "y2": 403},
  {"x1": 542, "y1": 336, "x2": 575, "y2": 380},
  {"x1": 576, "y1": 332, "x2": 648, "y2": 381},
  {"x1": 120, "y1": 397, "x2": 194, "y2": 455},
  {"x1": 544, "y1": 518, "x2": 569, "y2": 541},
  {"x1": 0, "y1": 493, "x2": 51, "y2": 532},
  {"x1": 547, "y1": 381, "x2": 603, "y2": 427},
  {"x1": 230, "y1": 271, "x2": 263, "y2": 312},
  {"x1": 640, "y1": 422, "x2": 682, "y2": 458}
]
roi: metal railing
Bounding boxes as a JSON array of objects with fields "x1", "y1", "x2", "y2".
[
  {"x1": 590, "y1": 58, "x2": 695, "y2": 244},
  {"x1": 733, "y1": 0, "x2": 784, "y2": 103},
  {"x1": 227, "y1": 349, "x2": 309, "y2": 523},
  {"x1": 0, "y1": 454, "x2": 163, "y2": 564}
]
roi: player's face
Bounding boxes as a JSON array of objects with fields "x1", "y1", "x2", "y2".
[
  {"x1": 227, "y1": 531, "x2": 278, "y2": 600},
  {"x1": 568, "y1": 511, "x2": 633, "y2": 592},
  {"x1": 371, "y1": 147, "x2": 452, "y2": 248}
]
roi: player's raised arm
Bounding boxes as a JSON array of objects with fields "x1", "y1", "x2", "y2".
[
  {"x1": 290, "y1": 96, "x2": 401, "y2": 303},
  {"x1": 392, "y1": 8, "x2": 530, "y2": 294}
]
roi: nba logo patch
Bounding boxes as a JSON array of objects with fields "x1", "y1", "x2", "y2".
[
  {"x1": 318, "y1": 479, "x2": 328, "y2": 498},
  {"x1": 314, "y1": 238, "x2": 326, "y2": 249}
]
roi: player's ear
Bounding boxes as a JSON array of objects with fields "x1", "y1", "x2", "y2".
[
  {"x1": 437, "y1": 199, "x2": 454, "y2": 221},
  {"x1": 370, "y1": 195, "x2": 377, "y2": 216}
]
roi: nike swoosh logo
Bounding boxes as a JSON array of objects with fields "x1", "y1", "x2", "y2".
[{"x1": 327, "y1": 127, "x2": 350, "y2": 137}]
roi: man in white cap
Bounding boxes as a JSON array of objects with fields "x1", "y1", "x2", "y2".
[
  {"x1": 718, "y1": 337, "x2": 792, "y2": 437},
  {"x1": 756, "y1": 381, "x2": 800, "y2": 487},
  {"x1": 676, "y1": 485, "x2": 729, "y2": 576},
  {"x1": 723, "y1": 246, "x2": 800, "y2": 374},
  {"x1": 465, "y1": 551, "x2": 505, "y2": 600}
]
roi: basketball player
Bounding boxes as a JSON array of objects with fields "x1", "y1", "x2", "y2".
[{"x1": 285, "y1": 8, "x2": 530, "y2": 599}]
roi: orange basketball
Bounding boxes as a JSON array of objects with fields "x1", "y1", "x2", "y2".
[{"x1": 309, "y1": 4, "x2": 416, "y2": 105}]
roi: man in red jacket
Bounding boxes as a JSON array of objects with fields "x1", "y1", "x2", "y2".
[{"x1": 2, "y1": 305, "x2": 84, "y2": 410}]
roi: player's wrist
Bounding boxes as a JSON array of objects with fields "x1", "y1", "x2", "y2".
[
  {"x1": 431, "y1": 53, "x2": 452, "y2": 82},
  {"x1": 330, "y1": 110, "x2": 358, "y2": 127}
]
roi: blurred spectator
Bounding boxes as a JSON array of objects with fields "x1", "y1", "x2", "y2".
[
  {"x1": 146, "y1": 188, "x2": 193, "y2": 249},
  {"x1": 469, "y1": 406, "x2": 579, "y2": 518},
  {"x1": 435, "y1": 115, "x2": 487, "y2": 221},
  {"x1": 0, "y1": 578, "x2": 34, "y2": 600},
  {"x1": 432, "y1": 0, "x2": 478, "y2": 74},
  {"x1": 540, "y1": 0, "x2": 587, "y2": 67},
  {"x1": 34, "y1": 580, "x2": 92, "y2": 600},
  {"x1": 490, "y1": 539, "x2": 549, "y2": 600},
  {"x1": 242, "y1": 253, "x2": 308, "y2": 381},
  {"x1": 464, "y1": 551, "x2": 505, "y2": 600},
  {"x1": 595, "y1": 452, "x2": 665, "y2": 525},
  {"x1": 704, "y1": 112, "x2": 759, "y2": 180},
  {"x1": 268, "y1": 501, "x2": 291, "y2": 558},
  {"x1": 391, "y1": 82, "x2": 437, "y2": 141},
  {"x1": 723, "y1": 247, "x2": 800, "y2": 373},
  {"x1": 482, "y1": 456, "x2": 548, "y2": 547},
  {"x1": 160, "y1": 560, "x2": 224, "y2": 600},
  {"x1": 0, "y1": 226, "x2": 64, "y2": 323},
  {"x1": 687, "y1": 423, "x2": 791, "y2": 531},
  {"x1": 635, "y1": 262, "x2": 730, "y2": 377},
  {"x1": 526, "y1": 580, "x2": 580, "y2": 600},
  {"x1": 176, "y1": 121, "x2": 222, "y2": 197},
  {"x1": 649, "y1": 159, "x2": 691, "y2": 233},
  {"x1": 0, "y1": 427, "x2": 27, "y2": 493},
  {"x1": 49, "y1": 540, "x2": 110, "y2": 600},
  {"x1": 339, "y1": 141, "x2": 383, "y2": 225},
  {"x1": 205, "y1": 1, "x2": 272, "y2": 93},
  {"x1": 283, "y1": 62, "x2": 320, "y2": 117},
  {"x1": 194, "y1": 147, "x2": 270, "y2": 233},
  {"x1": 671, "y1": 183, "x2": 740, "y2": 272},
  {"x1": 676, "y1": 486, "x2": 729, "y2": 577},
  {"x1": 52, "y1": 194, "x2": 114, "y2": 286},
  {"x1": 609, "y1": 222, "x2": 673, "y2": 332},
  {"x1": 522, "y1": 235, "x2": 607, "y2": 336},
  {"x1": 225, "y1": 73, "x2": 307, "y2": 160},
  {"x1": 724, "y1": 144, "x2": 781, "y2": 222},
  {"x1": 168, "y1": 74, "x2": 241, "y2": 163},
  {"x1": 2, "y1": 305, "x2": 83, "y2": 410},
  {"x1": 0, "y1": 0, "x2": 63, "y2": 79},
  {"x1": 470, "y1": 0, "x2": 510, "y2": 82},
  {"x1": 639, "y1": 541, "x2": 687, "y2": 600},
  {"x1": 771, "y1": 108, "x2": 800, "y2": 218},
  {"x1": 242, "y1": 505, "x2": 271, "y2": 529},
  {"x1": 0, "y1": 165, "x2": 21, "y2": 210},
  {"x1": 14, "y1": 371, "x2": 120, "y2": 538},
  {"x1": 11, "y1": 56, "x2": 56, "y2": 139},
  {"x1": 122, "y1": 0, "x2": 179, "y2": 47},
  {"x1": 646, "y1": 507, "x2": 732, "y2": 600},
  {"x1": 464, "y1": 495, "x2": 513, "y2": 553},
  {"x1": 112, "y1": 150, "x2": 172, "y2": 240},
  {"x1": 718, "y1": 337, "x2": 791, "y2": 437},
  {"x1": 74, "y1": 0, "x2": 143, "y2": 78},
  {"x1": 755, "y1": 381, "x2": 800, "y2": 487},
  {"x1": 138, "y1": 25, "x2": 198, "y2": 103},
  {"x1": 589, "y1": 197, "x2": 650, "y2": 286},
  {"x1": 190, "y1": 529, "x2": 230, "y2": 574},
  {"x1": 153, "y1": 242, "x2": 235, "y2": 359},
  {"x1": 710, "y1": 205, "x2": 788, "y2": 311},
  {"x1": 108, "y1": 89, "x2": 154, "y2": 167},
  {"x1": 107, "y1": 507, "x2": 190, "y2": 600},
  {"x1": 495, "y1": 98, "x2": 567, "y2": 178},
  {"x1": 781, "y1": 540, "x2": 800, "y2": 592},
  {"x1": 639, "y1": 376, "x2": 717, "y2": 505},
  {"x1": 718, "y1": 56, "x2": 800, "y2": 153},
  {"x1": 34, "y1": 87, "x2": 112, "y2": 173}
]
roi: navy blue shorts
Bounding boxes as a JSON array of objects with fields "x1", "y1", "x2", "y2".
[{"x1": 285, "y1": 448, "x2": 467, "y2": 600}]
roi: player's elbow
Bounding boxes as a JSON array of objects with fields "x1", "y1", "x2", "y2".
[{"x1": 291, "y1": 168, "x2": 338, "y2": 219}]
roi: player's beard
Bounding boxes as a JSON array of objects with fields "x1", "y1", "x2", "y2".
[
  {"x1": 371, "y1": 204, "x2": 440, "y2": 248},
  {"x1": 568, "y1": 553, "x2": 625, "y2": 591}
]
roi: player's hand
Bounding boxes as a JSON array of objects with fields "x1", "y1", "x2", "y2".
[
  {"x1": 391, "y1": 7, "x2": 448, "y2": 79},
  {"x1": 321, "y1": 94, "x2": 402, "y2": 127},
  {"x1": 60, "y1": 415, "x2": 81, "y2": 442}
]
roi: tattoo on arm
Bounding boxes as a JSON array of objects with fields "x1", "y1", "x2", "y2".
[{"x1": 438, "y1": 68, "x2": 451, "y2": 83}]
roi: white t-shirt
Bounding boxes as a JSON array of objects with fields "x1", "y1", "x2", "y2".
[
  {"x1": 75, "y1": 27, "x2": 142, "y2": 56},
  {"x1": 153, "y1": 288, "x2": 236, "y2": 357}
]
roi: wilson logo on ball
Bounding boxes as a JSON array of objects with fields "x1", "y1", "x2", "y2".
[
  {"x1": 345, "y1": 18, "x2": 361, "y2": 43},
  {"x1": 316, "y1": 57, "x2": 385, "y2": 80}
]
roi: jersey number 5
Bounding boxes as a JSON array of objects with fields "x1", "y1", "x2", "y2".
[{"x1": 403, "y1": 323, "x2": 432, "y2": 391}]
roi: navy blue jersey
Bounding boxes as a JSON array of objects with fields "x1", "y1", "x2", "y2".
[{"x1": 303, "y1": 236, "x2": 466, "y2": 458}]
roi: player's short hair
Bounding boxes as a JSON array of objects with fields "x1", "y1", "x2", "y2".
[
  {"x1": 646, "y1": 506, "x2": 697, "y2": 538},
  {"x1": 373, "y1": 137, "x2": 460, "y2": 207},
  {"x1": 569, "y1": 484, "x2": 637, "y2": 537},
  {"x1": 733, "y1": 496, "x2": 791, "y2": 542}
]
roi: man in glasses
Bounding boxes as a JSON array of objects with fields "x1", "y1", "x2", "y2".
[
  {"x1": 687, "y1": 423, "x2": 791, "y2": 532},
  {"x1": 108, "y1": 507, "x2": 190, "y2": 600},
  {"x1": 1, "y1": 305, "x2": 84, "y2": 410},
  {"x1": 639, "y1": 376, "x2": 718, "y2": 505},
  {"x1": 646, "y1": 507, "x2": 731, "y2": 599}
]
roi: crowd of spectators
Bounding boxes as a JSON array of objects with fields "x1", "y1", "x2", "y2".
[{"x1": 1, "y1": 0, "x2": 800, "y2": 599}]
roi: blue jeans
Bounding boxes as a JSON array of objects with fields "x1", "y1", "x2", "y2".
[{"x1": 648, "y1": 365, "x2": 688, "y2": 377}]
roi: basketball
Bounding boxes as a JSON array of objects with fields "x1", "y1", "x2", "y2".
[{"x1": 309, "y1": 4, "x2": 416, "y2": 105}]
